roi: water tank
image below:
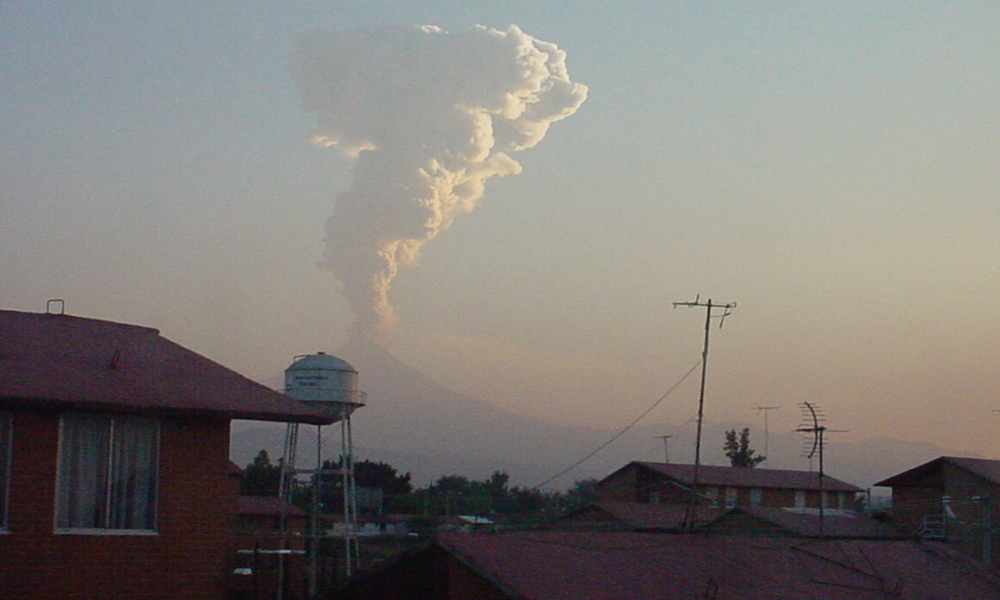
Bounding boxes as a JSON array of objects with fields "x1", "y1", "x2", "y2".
[{"x1": 284, "y1": 352, "x2": 365, "y2": 420}]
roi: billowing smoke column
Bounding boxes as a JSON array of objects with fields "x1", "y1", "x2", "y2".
[{"x1": 290, "y1": 24, "x2": 587, "y2": 338}]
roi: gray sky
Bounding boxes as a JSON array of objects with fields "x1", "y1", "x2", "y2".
[{"x1": 4, "y1": 2, "x2": 1000, "y2": 461}]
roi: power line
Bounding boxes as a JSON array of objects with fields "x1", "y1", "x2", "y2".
[{"x1": 532, "y1": 359, "x2": 703, "y2": 490}]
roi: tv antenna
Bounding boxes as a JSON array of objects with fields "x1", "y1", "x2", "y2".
[
  {"x1": 654, "y1": 435, "x2": 673, "y2": 463},
  {"x1": 673, "y1": 295, "x2": 736, "y2": 529},
  {"x1": 796, "y1": 401, "x2": 846, "y2": 538},
  {"x1": 753, "y1": 404, "x2": 780, "y2": 466}
]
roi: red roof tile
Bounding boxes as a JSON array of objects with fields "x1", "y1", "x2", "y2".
[
  {"x1": 631, "y1": 461, "x2": 862, "y2": 492},
  {"x1": 0, "y1": 310, "x2": 332, "y2": 424},
  {"x1": 437, "y1": 531, "x2": 1000, "y2": 599}
]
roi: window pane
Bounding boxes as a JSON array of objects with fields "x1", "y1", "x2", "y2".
[
  {"x1": 58, "y1": 414, "x2": 159, "y2": 531},
  {"x1": 0, "y1": 413, "x2": 10, "y2": 529},
  {"x1": 57, "y1": 415, "x2": 111, "y2": 528},
  {"x1": 108, "y1": 418, "x2": 158, "y2": 530}
]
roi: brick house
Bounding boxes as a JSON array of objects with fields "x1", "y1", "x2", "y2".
[
  {"x1": 596, "y1": 461, "x2": 862, "y2": 510},
  {"x1": 876, "y1": 456, "x2": 1000, "y2": 567},
  {"x1": 0, "y1": 309, "x2": 332, "y2": 599},
  {"x1": 230, "y1": 496, "x2": 310, "y2": 599}
]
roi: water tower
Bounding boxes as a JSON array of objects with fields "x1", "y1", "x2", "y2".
[{"x1": 280, "y1": 352, "x2": 366, "y2": 589}]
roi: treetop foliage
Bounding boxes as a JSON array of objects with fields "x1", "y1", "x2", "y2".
[{"x1": 724, "y1": 427, "x2": 766, "y2": 468}]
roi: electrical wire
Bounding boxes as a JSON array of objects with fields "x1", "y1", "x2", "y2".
[{"x1": 531, "y1": 359, "x2": 703, "y2": 491}]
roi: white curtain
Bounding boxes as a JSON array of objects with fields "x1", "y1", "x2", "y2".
[
  {"x1": 57, "y1": 415, "x2": 158, "y2": 530},
  {"x1": 57, "y1": 415, "x2": 110, "y2": 528},
  {"x1": 109, "y1": 418, "x2": 158, "y2": 529}
]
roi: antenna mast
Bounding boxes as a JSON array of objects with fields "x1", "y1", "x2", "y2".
[
  {"x1": 753, "y1": 404, "x2": 781, "y2": 466},
  {"x1": 673, "y1": 295, "x2": 735, "y2": 527},
  {"x1": 796, "y1": 401, "x2": 846, "y2": 538},
  {"x1": 654, "y1": 434, "x2": 673, "y2": 463}
]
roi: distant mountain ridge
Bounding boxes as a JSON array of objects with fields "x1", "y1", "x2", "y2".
[{"x1": 231, "y1": 337, "x2": 965, "y2": 492}]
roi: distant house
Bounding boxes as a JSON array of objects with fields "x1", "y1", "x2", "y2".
[
  {"x1": 335, "y1": 531, "x2": 1000, "y2": 600},
  {"x1": 231, "y1": 495, "x2": 310, "y2": 600},
  {"x1": 701, "y1": 505, "x2": 898, "y2": 539},
  {"x1": 876, "y1": 456, "x2": 1000, "y2": 566},
  {"x1": 596, "y1": 461, "x2": 862, "y2": 510},
  {"x1": 549, "y1": 500, "x2": 894, "y2": 540},
  {"x1": 547, "y1": 501, "x2": 724, "y2": 532},
  {"x1": 235, "y1": 495, "x2": 308, "y2": 535},
  {"x1": 0, "y1": 309, "x2": 332, "y2": 600}
]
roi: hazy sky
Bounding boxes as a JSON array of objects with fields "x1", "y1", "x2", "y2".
[{"x1": 4, "y1": 2, "x2": 1000, "y2": 463}]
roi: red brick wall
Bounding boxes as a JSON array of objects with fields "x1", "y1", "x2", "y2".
[{"x1": 0, "y1": 408, "x2": 237, "y2": 599}]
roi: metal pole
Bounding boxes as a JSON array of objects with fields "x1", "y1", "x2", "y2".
[
  {"x1": 341, "y1": 412, "x2": 353, "y2": 578},
  {"x1": 818, "y1": 427, "x2": 825, "y2": 538},
  {"x1": 655, "y1": 435, "x2": 672, "y2": 463},
  {"x1": 984, "y1": 493, "x2": 992, "y2": 565},
  {"x1": 309, "y1": 424, "x2": 322, "y2": 598}
]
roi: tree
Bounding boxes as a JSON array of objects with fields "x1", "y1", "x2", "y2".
[
  {"x1": 354, "y1": 459, "x2": 413, "y2": 495},
  {"x1": 240, "y1": 449, "x2": 282, "y2": 496},
  {"x1": 724, "y1": 428, "x2": 765, "y2": 468}
]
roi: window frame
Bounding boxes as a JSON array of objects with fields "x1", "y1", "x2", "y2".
[{"x1": 54, "y1": 413, "x2": 160, "y2": 535}]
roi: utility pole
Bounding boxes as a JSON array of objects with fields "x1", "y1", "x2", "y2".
[
  {"x1": 655, "y1": 435, "x2": 672, "y2": 463},
  {"x1": 753, "y1": 405, "x2": 780, "y2": 466},
  {"x1": 674, "y1": 295, "x2": 735, "y2": 528}
]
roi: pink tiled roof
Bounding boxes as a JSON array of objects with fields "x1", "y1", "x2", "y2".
[
  {"x1": 632, "y1": 461, "x2": 863, "y2": 493},
  {"x1": 0, "y1": 310, "x2": 331, "y2": 424},
  {"x1": 438, "y1": 531, "x2": 1000, "y2": 599}
]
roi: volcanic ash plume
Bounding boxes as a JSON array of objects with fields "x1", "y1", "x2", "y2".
[{"x1": 290, "y1": 24, "x2": 588, "y2": 337}]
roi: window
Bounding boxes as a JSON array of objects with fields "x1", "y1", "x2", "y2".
[
  {"x1": 749, "y1": 488, "x2": 763, "y2": 507},
  {"x1": 724, "y1": 487, "x2": 738, "y2": 508},
  {"x1": 705, "y1": 486, "x2": 719, "y2": 508},
  {"x1": 56, "y1": 414, "x2": 159, "y2": 532},
  {"x1": 794, "y1": 490, "x2": 806, "y2": 508},
  {"x1": 0, "y1": 413, "x2": 10, "y2": 530}
]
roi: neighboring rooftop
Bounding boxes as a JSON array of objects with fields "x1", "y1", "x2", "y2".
[
  {"x1": 0, "y1": 309, "x2": 332, "y2": 424},
  {"x1": 627, "y1": 461, "x2": 863, "y2": 492},
  {"x1": 876, "y1": 456, "x2": 1000, "y2": 487},
  {"x1": 339, "y1": 531, "x2": 1000, "y2": 599},
  {"x1": 703, "y1": 506, "x2": 899, "y2": 539},
  {"x1": 435, "y1": 531, "x2": 1000, "y2": 600},
  {"x1": 548, "y1": 502, "x2": 724, "y2": 532}
]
